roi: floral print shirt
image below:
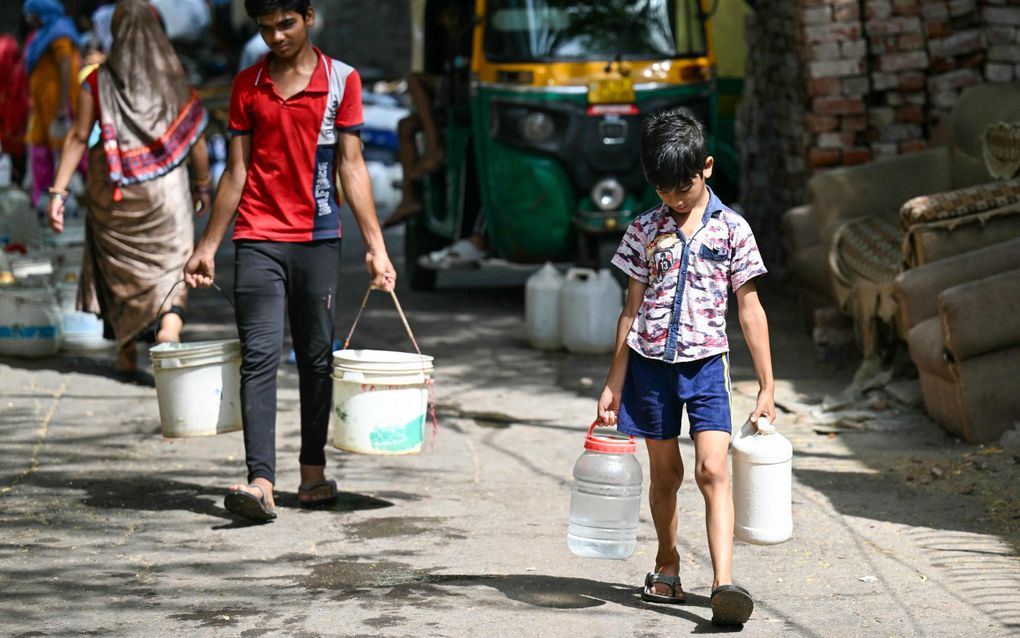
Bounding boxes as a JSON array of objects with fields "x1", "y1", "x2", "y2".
[{"x1": 610, "y1": 189, "x2": 767, "y2": 363}]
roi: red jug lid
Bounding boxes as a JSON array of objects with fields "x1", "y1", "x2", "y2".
[{"x1": 585, "y1": 421, "x2": 636, "y2": 454}]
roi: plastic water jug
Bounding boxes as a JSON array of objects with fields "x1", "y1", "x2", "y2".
[
  {"x1": 568, "y1": 422, "x2": 642, "y2": 559},
  {"x1": 0, "y1": 285, "x2": 62, "y2": 357},
  {"x1": 0, "y1": 188, "x2": 38, "y2": 246},
  {"x1": 0, "y1": 154, "x2": 12, "y2": 188},
  {"x1": 730, "y1": 417, "x2": 793, "y2": 545},
  {"x1": 525, "y1": 262, "x2": 563, "y2": 349},
  {"x1": 560, "y1": 268, "x2": 621, "y2": 354}
]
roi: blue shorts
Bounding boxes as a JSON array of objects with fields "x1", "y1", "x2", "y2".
[{"x1": 618, "y1": 349, "x2": 732, "y2": 440}]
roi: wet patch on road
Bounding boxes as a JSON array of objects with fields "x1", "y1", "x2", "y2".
[
  {"x1": 344, "y1": 516, "x2": 465, "y2": 540},
  {"x1": 170, "y1": 606, "x2": 271, "y2": 628}
]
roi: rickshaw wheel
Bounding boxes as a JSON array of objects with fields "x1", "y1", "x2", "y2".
[{"x1": 405, "y1": 217, "x2": 441, "y2": 291}]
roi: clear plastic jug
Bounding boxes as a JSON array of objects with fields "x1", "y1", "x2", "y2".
[
  {"x1": 568, "y1": 422, "x2": 642, "y2": 559},
  {"x1": 730, "y1": 417, "x2": 793, "y2": 545}
]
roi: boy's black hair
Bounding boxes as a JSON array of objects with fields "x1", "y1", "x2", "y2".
[
  {"x1": 639, "y1": 107, "x2": 709, "y2": 192},
  {"x1": 245, "y1": 0, "x2": 312, "y2": 19}
]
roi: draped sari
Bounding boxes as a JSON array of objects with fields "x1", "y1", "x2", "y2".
[{"x1": 79, "y1": 0, "x2": 207, "y2": 346}]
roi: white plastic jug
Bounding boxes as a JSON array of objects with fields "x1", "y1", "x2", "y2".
[
  {"x1": 525, "y1": 262, "x2": 563, "y2": 349},
  {"x1": 0, "y1": 187, "x2": 37, "y2": 246},
  {"x1": 560, "y1": 268, "x2": 621, "y2": 354},
  {"x1": 0, "y1": 154, "x2": 12, "y2": 188},
  {"x1": 730, "y1": 417, "x2": 793, "y2": 545},
  {"x1": 0, "y1": 285, "x2": 62, "y2": 357},
  {"x1": 568, "y1": 422, "x2": 642, "y2": 559}
]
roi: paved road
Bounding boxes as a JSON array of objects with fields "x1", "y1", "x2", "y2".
[{"x1": 1, "y1": 208, "x2": 1018, "y2": 637}]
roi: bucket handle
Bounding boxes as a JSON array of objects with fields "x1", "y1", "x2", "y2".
[
  {"x1": 587, "y1": 420, "x2": 636, "y2": 443},
  {"x1": 344, "y1": 287, "x2": 439, "y2": 448},
  {"x1": 152, "y1": 278, "x2": 233, "y2": 332},
  {"x1": 343, "y1": 287, "x2": 419, "y2": 353}
]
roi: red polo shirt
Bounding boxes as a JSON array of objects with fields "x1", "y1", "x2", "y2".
[{"x1": 228, "y1": 49, "x2": 363, "y2": 242}]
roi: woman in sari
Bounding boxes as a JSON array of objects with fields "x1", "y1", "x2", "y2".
[
  {"x1": 47, "y1": 0, "x2": 211, "y2": 379},
  {"x1": 22, "y1": 0, "x2": 80, "y2": 207}
]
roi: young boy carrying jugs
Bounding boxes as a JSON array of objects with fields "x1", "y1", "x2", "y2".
[{"x1": 598, "y1": 107, "x2": 776, "y2": 627}]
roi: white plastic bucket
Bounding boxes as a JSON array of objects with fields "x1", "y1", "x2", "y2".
[
  {"x1": 150, "y1": 340, "x2": 243, "y2": 438},
  {"x1": 330, "y1": 348, "x2": 433, "y2": 455}
]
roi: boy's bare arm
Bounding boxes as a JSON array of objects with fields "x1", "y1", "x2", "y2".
[
  {"x1": 736, "y1": 280, "x2": 776, "y2": 423},
  {"x1": 337, "y1": 132, "x2": 396, "y2": 292},
  {"x1": 184, "y1": 134, "x2": 250, "y2": 288},
  {"x1": 599, "y1": 276, "x2": 646, "y2": 425}
]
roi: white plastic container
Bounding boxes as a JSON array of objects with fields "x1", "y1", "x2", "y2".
[
  {"x1": 0, "y1": 285, "x2": 62, "y2": 357},
  {"x1": 0, "y1": 154, "x2": 12, "y2": 188},
  {"x1": 55, "y1": 282, "x2": 110, "y2": 352},
  {"x1": 0, "y1": 187, "x2": 39, "y2": 246},
  {"x1": 331, "y1": 348, "x2": 434, "y2": 455},
  {"x1": 150, "y1": 340, "x2": 243, "y2": 437},
  {"x1": 560, "y1": 268, "x2": 621, "y2": 354},
  {"x1": 568, "y1": 422, "x2": 642, "y2": 559},
  {"x1": 731, "y1": 417, "x2": 793, "y2": 545},
  {"x1": 525, "y1": 262, "x2": 564, "y2": 349},
  {"x1": 11, "y1": 256, "x2": 54, "y2": 280}
]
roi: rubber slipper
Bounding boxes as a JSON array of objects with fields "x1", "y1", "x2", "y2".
[
  {"x1": 297, "y1": 479, "x2": 338, "y2": 509},
  {"x1": 640, "y1": 572, "x2": 686, "y2": 604},
  {"x1": 418, "y1": 238, "x2": 486, "y2": 270},
  {"x1": 224, "y1": 484, "x2": 277, "y2": 522},
  {"x1": 711, "y1": 584, "x2": 753, "y2": 626}
]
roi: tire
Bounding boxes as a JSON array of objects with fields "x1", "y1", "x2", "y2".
[{"x1": 405, "y1": 217, "x2": 441, "y2": 291}]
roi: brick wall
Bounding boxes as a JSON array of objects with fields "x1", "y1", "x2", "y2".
[{"x1": 738, "y1": 0, "x2": 1020, "y2": 265}]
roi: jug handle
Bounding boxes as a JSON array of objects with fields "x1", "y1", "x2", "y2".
[{"x1": 587, "y1": 420, "x2": 636, "y2": 443}]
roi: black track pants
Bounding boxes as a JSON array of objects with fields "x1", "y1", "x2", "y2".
[{"x1": 233, "y1": 239, "x2": 340, "y2": 486}]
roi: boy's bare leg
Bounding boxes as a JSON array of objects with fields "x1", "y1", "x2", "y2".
[
  {"x1": 693, "y1": 430, "x2": 734, "y2": 588},
  {"x1": 645, "y1": 437, "x2": 685, "y2": 596}
]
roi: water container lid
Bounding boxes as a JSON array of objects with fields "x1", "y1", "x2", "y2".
[{"x1": 584, "y1": 421, "x2": 636, "y2": 454}]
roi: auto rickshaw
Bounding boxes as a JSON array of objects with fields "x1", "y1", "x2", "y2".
[{"x1": 406, "y1": 0, "x2": 729, "y2": 289}]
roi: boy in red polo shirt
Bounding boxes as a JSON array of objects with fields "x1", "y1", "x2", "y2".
[{"x1": 184, "y1": 0, "x2": 396, "y2": 522}]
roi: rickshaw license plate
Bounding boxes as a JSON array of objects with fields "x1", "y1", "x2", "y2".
[{"x1": 588, "y1": 78, "x2": 635, "y2": 105}]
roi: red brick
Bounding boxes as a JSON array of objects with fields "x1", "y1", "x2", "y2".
[
  {"x1": 841, "y1": 115, "x2": 869, "y2": 132},
  {"x1": 899, "y1": 140, "x2": 928, "y2": 154},
  {"x1": 813, "y1": 96, "x2": 867, "y2": 115},
  {"x1": 898, "y1": 32, "x2": 926, "y2": 49},
  {"x1": 893, "y1": 0, "x2": 921, "y2": 16},
  {"x1": 927, "y1": 21, "x2": 952, "y2": 39},
  {"x1": 930, "y1": 56, "x2": 958, "y2": 73},
  {"x1": 809, "y1": 147, "x2": 842, "y2": 168},
  {"x1": 896, "y1": 105, "x2": 926, "y2": 124},
  {"x1": 810, "y1": 77, "x2": 843, "y2": 96},
  {"x1": 959, "y1": 52, "x2": 985, "y2": 69},
  {"x1": 843, "y1": 147, "x2": 873, "y2": 165},
  {"x1": 806, "y1": 114, "x2": 840, "y2": 133},
  {"x1": 899, "y1": 71, "x2": 926, "y2": 91}
]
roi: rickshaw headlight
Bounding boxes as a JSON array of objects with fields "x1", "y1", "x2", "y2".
[
  {"x1": 591, "y1": 178, "x2": 625, "y2": 212},
  {"x1": 521, "y1": 112, "x2": 555, "y2": 142}
]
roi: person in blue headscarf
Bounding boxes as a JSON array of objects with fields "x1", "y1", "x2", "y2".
[{"x1": 23, "y1": 0, "x2": 80, "y2": 208}]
